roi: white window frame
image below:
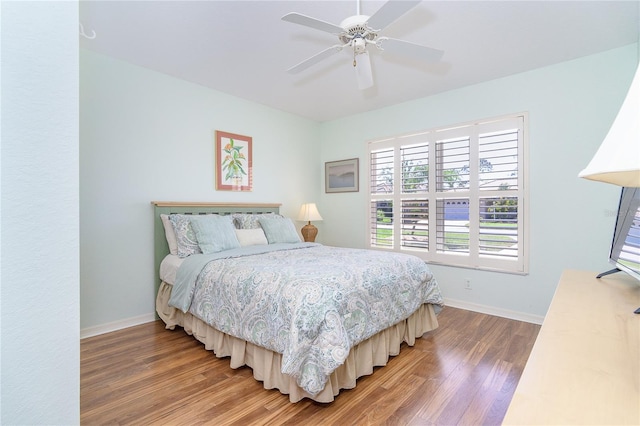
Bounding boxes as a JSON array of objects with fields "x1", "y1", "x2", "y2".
[{"x1": 366, "y1": 113, "x2": 529, "y2": 274}]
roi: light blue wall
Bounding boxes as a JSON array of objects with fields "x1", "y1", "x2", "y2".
[
  {"x1": 80, "y1": 50, "x2": 321, "y2": 329},
  {"x1": 1, "y1": 2, "x2": 79, "y2": 424},
  {"x1": 80, "y1": 44, "x2": 638, "y2": 328},
  {"x1": 317, "y1": 44, "x2": 639, "y2": 319}
]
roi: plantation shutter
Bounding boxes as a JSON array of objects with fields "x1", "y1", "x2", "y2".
[
  {"x1": 400, "y1": 142, "x2": 429, "y2": 250},
  {"x1": 370, "y1": 147, "x2": 394, "y2": 247},
  {"x1": 476, "y1": 120, "x2": 523, "y2": 264},
  {"x1": 436, "y1": 136, "x2": 470, "y2": 192},
  {"x1": 367, "y1": 114, "x2": 527, "y2": 274},
  {"x1": 433, "y1": 133, "x2": 471, "y2": 256}
]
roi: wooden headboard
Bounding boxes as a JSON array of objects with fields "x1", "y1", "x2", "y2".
[{"x1": 151, "y1": 201, "x2": 282, "y2": 294}]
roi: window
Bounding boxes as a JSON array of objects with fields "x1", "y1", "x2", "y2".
[{"x1": 367, "y1": 114, "x2": 528, "y2": 274}]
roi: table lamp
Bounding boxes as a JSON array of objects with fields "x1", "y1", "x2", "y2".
[{"x1": 298, "y1": 203, "x2": 323, "y2": 242}]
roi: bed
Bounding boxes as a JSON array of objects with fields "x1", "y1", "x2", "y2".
[{"x1": 152, "y1": 201, "x2": 443, "y2": 403}]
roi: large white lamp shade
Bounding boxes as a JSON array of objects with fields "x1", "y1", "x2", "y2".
[{"x1": 578, "y1": 64, "x2": 640, "y2": 187}]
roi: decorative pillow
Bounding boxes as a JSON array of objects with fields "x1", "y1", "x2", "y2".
[
  {"x1": 235, "y1": 228, "x2": 268, "y2": 247},
  {"x1": 190, "y1": 214, "x2": 241, "y2": 254},
  {"x1": 160, "y1": 214, "x2": 178, "y2": 255},
  {"x1": 258, "y1": 216, "x2": 301, "y2": 244},
  {"x1": 233, "y1": 213, "x2": 282, "y2": 229},
  {"x1": 169, "y1": 214, "x2": 203, "y2": 258}
]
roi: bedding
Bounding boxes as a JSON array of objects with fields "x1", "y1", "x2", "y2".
[
  {"x1": 232, "y1": 212, "x2": 282, "y2": 229},
  {"x1": 156, "y1": 284, "x2": 439, "y2": 402},
  {"x1": 169, "y1": 213, "x2": 204, "y2": 257},
  {"x1": 234, "y1": 228, "x2": 268, "y2": 247},
  {"x1": 189, "y1": 214, "x2": 240, "y2": 253},
  {"x1": 160, "y1": 214, "x2": 178, "y2": 255},
  {"x1": 152, "y1": 202, "x2": 444, "y2": 403},
  {"x1": 159, "y1": 254, "x2": 183, "y2": 285},
  {"x1": 258, "y1": 216, "x2": 301, "y2": 244},
  {"x1": 167, "y1": 242, "x2": 443, "y2": 397}
]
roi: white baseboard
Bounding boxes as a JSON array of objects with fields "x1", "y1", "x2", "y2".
[
  {"x1": 444, "y1": 297, "x2": 545, "y2": 325},
  {"x1": 80, "y1": 300, "x2": 543, "y2": 339},
  {"x1": 80, "y1": 313, "x2": 157, "y2": 339}
]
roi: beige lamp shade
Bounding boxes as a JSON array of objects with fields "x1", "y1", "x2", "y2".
[
  {"x1": 298, "y1": 203, "x2": 323, "y2": 222},
  {"x1": 298, "y1": 203, "x2": 323, "y2": 242},
  {"x1": 578, "y1": 64, "x2": 640, "y2": 187}
]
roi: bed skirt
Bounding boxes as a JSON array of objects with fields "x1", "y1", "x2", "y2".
[{"x1": 156, "y1": 281, "x2": 439, "y2": 403}]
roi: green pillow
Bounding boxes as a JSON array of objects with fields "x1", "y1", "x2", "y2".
[
  {"x1": 258, "y1": 217, "x2": 301, "y2": 244},
  {"x1": 190, "y1": 215, "x2": 240, "y2": 253}
]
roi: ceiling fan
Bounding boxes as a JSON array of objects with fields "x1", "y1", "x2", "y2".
[{"x1": 282, "y1": 0, "x2": 443, "y2": 90}]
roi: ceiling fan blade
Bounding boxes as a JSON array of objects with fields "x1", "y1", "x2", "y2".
[
  {"x1": 366, "y1": 0, "x2": 421, "y2": 31},
  {"x1": 354, "y1": 51, "x2": 374, "y2": 90},
  {"x1": 282, "y1": 12, "x2": 344, "y2": 34},
  {"x1": 378, "y1": 37, "x2": 444, "y2": 62},
  {"x1": 287, "y1": 45, "x2": 344, "y2": 74}
]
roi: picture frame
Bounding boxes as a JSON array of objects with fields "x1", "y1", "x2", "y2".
[
  {"x1": 215, "y1": 130, "x2": 252, "y2": 191},
  {"x1": 325, "y1": 158, "x2": 359, "y2": 193}
]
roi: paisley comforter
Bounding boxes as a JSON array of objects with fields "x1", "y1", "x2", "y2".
[{"x1": 169, "y1": 243, "x2": 442, "y2": 396}]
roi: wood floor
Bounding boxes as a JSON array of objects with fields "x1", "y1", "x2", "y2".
[{"x1": 81, "y1": 307, "x2": 540, "y2": 425}]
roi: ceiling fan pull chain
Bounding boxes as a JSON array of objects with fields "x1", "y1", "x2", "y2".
[{"x1": 353, "y1": 46, "x2": 357, "y2": 67}]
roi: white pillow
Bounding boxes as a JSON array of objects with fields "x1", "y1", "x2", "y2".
[
  {"x1": 160, "y1": 214, "x2": 178, "y2": 255},
  {"x1": 235, "y1": 228, "x2": 268, "y2": 247}
]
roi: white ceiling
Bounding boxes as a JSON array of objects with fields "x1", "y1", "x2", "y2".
[{"x1": 80, "y1": 1, "x2": 639, "y2": 122}]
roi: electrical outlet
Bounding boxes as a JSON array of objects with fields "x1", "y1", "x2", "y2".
[{"x1": 464, "y1": 279, "x2": 472, "y2": 290}]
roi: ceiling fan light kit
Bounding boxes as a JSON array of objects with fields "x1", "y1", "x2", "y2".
[
  {"x1": 282, "y1": 0, "x2": 443, "y2": 90},
  {"x1": 354, "y1": 51, "x2": 374, "y2": 90}
]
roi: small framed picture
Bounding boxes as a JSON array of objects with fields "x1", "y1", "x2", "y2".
[
  {"x1": 325, "y1": 158, "x2": 359, "y2": 193},
  {"x1": 215, "y1": 130, "x2": 252, "y2": 191}
]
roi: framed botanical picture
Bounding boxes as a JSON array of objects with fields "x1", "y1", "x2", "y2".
[
  {"x1": 325, "y1": 158, "x2": 359, "y2": 193},
  {"x1": 215, "y1": 130, "x2": 252, "y2": 191}
]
